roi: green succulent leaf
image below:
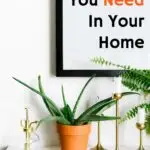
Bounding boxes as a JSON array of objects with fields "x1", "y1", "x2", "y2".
[
  {"x1": 61, "y1": 105, "x2": 74, "y2": 124},
  {"x1": 76, "y1": 97, "x2": 114, "y2": 123},
  {"x1": 80, "y1": 115, "x2": 120, "y2": 122},
  {"x1": 61, "y1": 85, "x2": 67, "y2": 107},
  {"x1": 12, "y1": 77, "x2": 67, "y2": 119},
  {"x1": 92, "y1": 100, "x2": 116, "y2": 115},
  {"x1": 76, "y1": 92, "x2": 138, "y2": 125},
  {"x1": 38, "y1": 76, "x2": 55, "y2": 116},
  {"x1": 37, "y1": 115, "x2": 71, "y2": 129},
  {"x1": 73, "y1": 74, "x2": 95, "y2": 116}
]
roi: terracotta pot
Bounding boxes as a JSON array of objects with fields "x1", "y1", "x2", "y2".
[{"x1": 57, "y1": 124, "x2": 91, "y2": 150}]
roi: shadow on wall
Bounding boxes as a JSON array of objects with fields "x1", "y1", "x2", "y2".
[
  {"x1": 1, "y1": 146, "x2": 8, "y2": 150},
  {"x1": 30, "y1": 91, "x2": 60, "y2": 147},
  {"x1": 49, "y1": 0, "x2": 56, "y2": 76}
]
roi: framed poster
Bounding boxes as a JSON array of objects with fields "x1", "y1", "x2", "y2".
[{"x1": 56, "y1": 0, "x2": 149, "y2": 77}]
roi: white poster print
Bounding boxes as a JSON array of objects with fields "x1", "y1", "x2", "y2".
[{"x1": 62, "y1": 0, "x2": 150, "y2": 70}]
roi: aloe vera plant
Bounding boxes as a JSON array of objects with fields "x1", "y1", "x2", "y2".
[{"x1": 13, "y1": 75, "x2": 137, "y2": 127}]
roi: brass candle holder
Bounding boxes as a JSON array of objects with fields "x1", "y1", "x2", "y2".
[
  {"x1": 112, "y1": 93, "x2": 122, "y2": 150},
  {"x1": 21, "y1": 108, "x2": 38, "y2": 150},
  {"x1": 92, "y1": 121, "x2": 106, "y2": 150},
  {"x1": 96, "y1": 121, "x2": 105, "y2": 150},
  {"x1": 92, "y1": 96, "x2": 106, "y2": 150},
  {"x1": 136, "y1": 123, "x2": 146, "y2": 150}
]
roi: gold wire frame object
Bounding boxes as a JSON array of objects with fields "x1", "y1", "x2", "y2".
[
  {"x1": 136, "y1": 123, "x2": 146, "y2": 150},
  {"x1": 112, "y1": 93, "x2": 122, "y2": 150},
  {"x1": 20, "y1": 108, "x2": 38, "y2": 150}
]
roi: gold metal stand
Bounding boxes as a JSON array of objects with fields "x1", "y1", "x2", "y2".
[
  {"x1": 113, "y1": 93, "x2": 122, "y2": 150},
  {"x1": 96, "y1": 121, "x2": 105, "y2": 150},
  {"x1": 136, "y1": 123, "x2": 146, "y2": 150},
  {"x1": 92, "y1": 122, "x2": 106, "y2": 150},
  {"x1": 21, "y1": 108, "x2": 38, "y2": 150}
]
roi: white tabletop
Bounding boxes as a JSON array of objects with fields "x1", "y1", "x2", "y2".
[
  {"x1": 6, "y1": 146, "x2": 150, "y2": 150},
  {"x1": 6, "y1": 146, "x2": 59, "y2": 150}
]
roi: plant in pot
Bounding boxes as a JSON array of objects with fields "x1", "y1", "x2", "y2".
[
  {"x1": 91, "y1": 57, "x2": 150, "y2": 135},
  {"x1": 13, "y1": 75, "x2": 137, "y2": 150}
]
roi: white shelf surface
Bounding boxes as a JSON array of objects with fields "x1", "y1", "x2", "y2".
[{"x1": 6, "y1": 146, "x2": 150, "y2": 150}]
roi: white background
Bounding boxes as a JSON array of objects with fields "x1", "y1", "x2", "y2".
[
  {"x1": 0, "y1": 0, "x2": 149, "y2": 149},
  {"x1": 63, "y1": 0, "x2": 150, "y2": 70}
]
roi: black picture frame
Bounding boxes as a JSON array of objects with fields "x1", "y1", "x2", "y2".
[{"x1": 56, "y1": 0, "x2": 120, "y2": 77}]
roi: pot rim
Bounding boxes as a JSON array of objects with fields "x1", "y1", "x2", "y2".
[
  {"x1": 57, "y1": 123, "x2": 91, "y2": 127},
  {"x1": 57, "y1": 123, "x2": 91, "y2": 135}
]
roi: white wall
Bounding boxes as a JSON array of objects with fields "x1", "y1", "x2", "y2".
[{"x1": 0, "y1": 0, "x2": 149, "y2": 149}]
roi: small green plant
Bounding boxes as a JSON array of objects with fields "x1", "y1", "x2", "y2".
[
  {"x1": 120, "y1": 103, "x2": 150, "y2": 123},
  {"x1": 91, "y1": 57, "x2": 150, "y2": 94},
  {"x1": 13, "y1": 75, "x2": 136, "y2": 127},
  {"x1": 91, "y1": 56, "x2": 150, "y2": 134},
  {"x1": 119, "y1": 103, "x2": 150, "y2": 135}
]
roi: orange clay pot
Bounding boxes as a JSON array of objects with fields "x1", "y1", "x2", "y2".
[{"x1": 57, "y1": 124, "x2": 91, "y2": 150}]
